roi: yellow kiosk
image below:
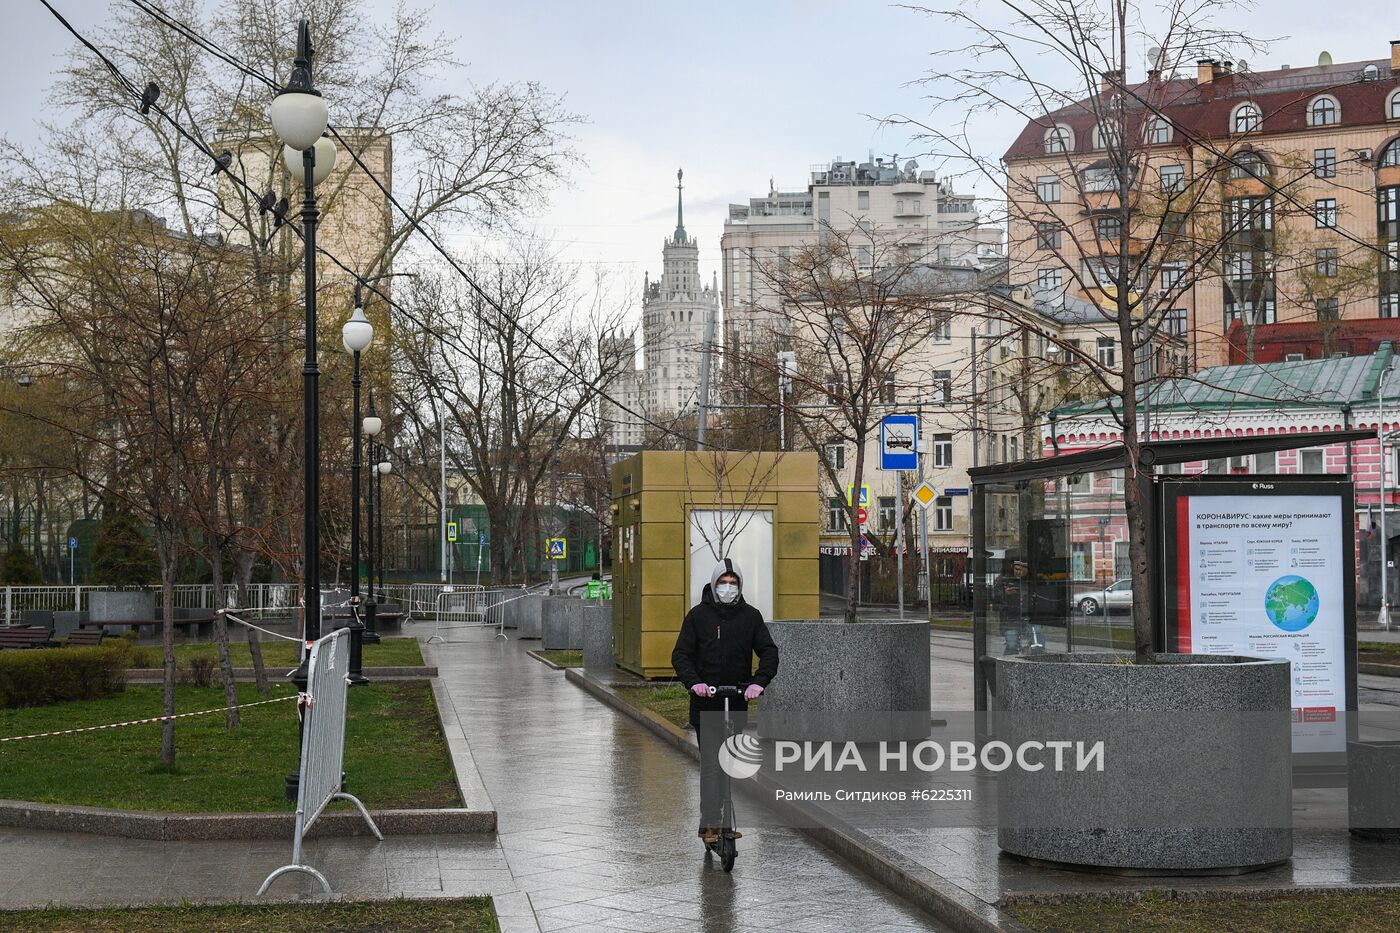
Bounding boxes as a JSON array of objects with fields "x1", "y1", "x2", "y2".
[{"x1": 610, "y1": 450, "x2": 820, "y2": 679}]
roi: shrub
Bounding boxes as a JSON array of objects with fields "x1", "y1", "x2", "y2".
[
  {"x1": 0, "y1": 647, "x2": 128, "y2": 708},
  {"x1": 0, "y1": 544, "x2": 43, "y2": 585},
  {"x1": 183, "y1": 655, "x2": 216, "y2": 688}
]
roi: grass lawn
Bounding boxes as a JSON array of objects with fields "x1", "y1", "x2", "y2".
[
  {"x1": 1011, "y1": 891, "x2": 1400, "y2": 932},
  {"x1": 0, "y1": 898, "x2": 497, "y2": 932},
  {"x1": 164, "y1": 636, "x2": 423, "y2": 669},
  {"x1": 613, "y1": 683, "x2": 695, "y2": 730},
  {"x1": 534, "y1": 649, "x2": 581, "y2": 668},
  {"x1": 0, "y1": 681, "x2": 458, "y2": 812}
]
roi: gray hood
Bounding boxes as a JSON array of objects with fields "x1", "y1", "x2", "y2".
[{"x1": 710, "y1": 558, "x2": 743, "y2": 594}]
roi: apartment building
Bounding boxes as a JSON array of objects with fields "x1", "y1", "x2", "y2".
[{"x1": 1003, "y1": 41, "x2": 1400, "y2": 370}]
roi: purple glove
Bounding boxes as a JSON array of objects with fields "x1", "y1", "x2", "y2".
[
  {"x1": 744, "y1": 684, "x2": 764, "y2": 701},
  {"x1": 691, "y1": 683, "x2": 712, "y2": 698}
]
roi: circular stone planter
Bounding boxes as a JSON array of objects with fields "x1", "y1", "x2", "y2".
[
  {"x1": 758, "y1": 619, "x2": 930, "y2": 742},
  {"x1": 88, "y1": 591, "x2": 157, "y2": 635},
  {"x1": 994, "y1": 653, "x2": 1292, "y2": 874}
]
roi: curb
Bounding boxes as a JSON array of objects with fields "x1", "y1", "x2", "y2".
[
  {"x1": 1358, "y1": 661, "x2": 1400, "y2": 678},
  {"x1": 525, "y1": 650, "x2": 573, "y2": 670},
  {"x1": 0, "y1": 800, "x2": 494, "y2": 841},
  {"x1": 562, "y1": 668, "x2": 1034, "y2": 933},
  {"x1": 421, "y1": 643, "x2": 498, "y2": 819}
]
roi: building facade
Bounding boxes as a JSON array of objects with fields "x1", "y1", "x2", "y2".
[
  {"x1": 601, "y1": 170, "x2": 721, "y2": 450},
  {"x1": 1003, "y1": 41, "x2": 1400, "y2": 370}
]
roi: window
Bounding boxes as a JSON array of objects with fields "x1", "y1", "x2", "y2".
[
  {"x1": 1082, "y1": 166, "x2": 1116, "y2": 192},
  {"x1": 1232, "y1": 102, "x2": 1261, "y2": 133},
  {"x1": 1159, "y1": 164, "x2": 1185, "y2": 194},
  {"x1": 1315, "y1": 198, "x2": 1338, "y2": 228},
  {"x1": 1037, "y1": 222, "x2": 1061, "y2": 250},
  {"x1": 1284, "y1": 352, "x2": 1305, "y2": 362},
  {"x1": 1364, "y1": 64, "x2": 1381, "y2": 81},
  {"x1": 1314, "y1": 148, "x2": 1337, "y2": 178},
  {"x1": 877, "y1": 497, "x2": 895, "y2": 531},
  {"x1": 1308, "y1": 95, "x2": 1339, "y2": 126},
  {"x1": 824, "y1": 372, "x2": 842, "y2": 405},
  {"x1": 1255, "y1": 451, "x2": 1277, "y2": 474},
  {"x1": 1096, "y1": 337, "x2": 1116, "y2": 368},
  {"x1": 1381, "y1": 141, "x2": 1400, "y2": 168},
  {"x1": 1096, "y1": 215, "x2": 1123, "y2": 240},
  {"x1": 1316, "y1": 297, "x2": 1339, "y2": 320},
  {"x1": 1038, "y1": 268, "x2": 1063, "y2": 289},
  {"x1": 1300, "y1": 449, "x2": 1325, "y2": 474},
  {"x1": 1147, "y1": 117, "x2": 1172, "y2": 144},
  {"x1": 932, "y1": 369, "x2": 952, "y2": 404},
  {"x1": 1036, "y1": 175, "x2": 1061, "y2": 202},
  {"x1": 1010, "y1": 436, "x2": 1019, "y2": 461},
  {"x1": 1044, "y1": 125, "x2": 1072, "y2": 153},
  {"x1": 1225, "y1": 298, "x2": 1276, "y2": 327},
  {"x1": 857, "y1": 190, "x2": 870, "y2": 211},
  {"x1": 1160, "y1": 261, "x2": 1185, "y2": 291},
  {"x1": 895, "y1": 199, "x2": 903, "y2": 214},
  {"x1": 1083, "y1": 258, "x2": 1115, "y2": 288},
  {"x1": 825, "y1": 443, "x2": 845, "y2": 471},
  {"x1": 934, "y1": 497, "x2": 954, "y2": 531},
  {"x1": 1227, "y1": 195, "x2": 1272, "y2": 232},
  {"x1": 1228, "y1": 151, "x2": 1270, "y2": 180},
  {"x1": 1316, "y1": 248, "x2": 1339, "y2": 277},
  {"x1": 1091, "y1": 122, "x2": 1120, "y2": 150},
  {"x1": 1164, "y1": 307, "x2": 1187, "y2": 336},
  {"x1": 826, "y1": 496, "x2": 848, "y2": 531},
  {"x1": 1383, "y1": 294, "x2": 1400, "y2": 318},
  {"x1": 881, "y1": 378, "x2": 897, "y2": 404},
  {"x1": 927, "y1": 310, "x2": 952, "y2": 342},
  {"x1": 1391, "y1": 91, "x2": 1400, "y2": 121},
  {"x1": 933, "y1": 433, "x2": 953, "y2": 468}
]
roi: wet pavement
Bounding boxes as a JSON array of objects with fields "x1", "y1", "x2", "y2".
[{"x1": 0, "y1": 624, "x2": 944, "y2": 932}]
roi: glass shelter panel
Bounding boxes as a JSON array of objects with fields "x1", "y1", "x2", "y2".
[{"x1": 977, "y1": 469, "x2": 1131, "y2": 663}]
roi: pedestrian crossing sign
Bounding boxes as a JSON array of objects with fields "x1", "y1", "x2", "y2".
[
  {"x1": 446, "y1": 521, "x2": 458, "y2": 543},
  {"x1": 547, "y1": 538, "x2": 567, "y2": 560}
]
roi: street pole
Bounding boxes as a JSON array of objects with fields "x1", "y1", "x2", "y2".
[
  {"x1": 549, "y1": 447, "x2": 560, "y2": 595},
  {"x1": 377, "y1": 457, "x2": 387, "y2": 599},
  {"x1": 362, "y1": 396, "x2": 381, "y2": 645},
  {"x1": 896, "y1": 470, "x2": 905, "y2": 621},
  {"x1": 440, "y1": 406, "x2": 447, "y2": 585},
  {"x1": 917, "y1": 400, "x2": 930, "y2": 622},
  {"x1": 346, "y1": 344, "x2": 367, "y2": 686},
  {"x1": 1381, "y1": 366, "x2": 1393, "y2": 630}
]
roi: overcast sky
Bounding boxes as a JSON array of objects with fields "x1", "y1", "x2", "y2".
[{"x1": 5, "y1": 1, "x2": 1398, "y2": 298}]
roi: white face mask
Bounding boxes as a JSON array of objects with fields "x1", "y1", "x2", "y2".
[{"x1": 715, "y1": 583, "x2": 740, "y2": 604}]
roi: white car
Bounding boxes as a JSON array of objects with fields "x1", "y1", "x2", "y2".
[{"x1": 1074, "y1": 579, "x2": 1132, "y2": 616}]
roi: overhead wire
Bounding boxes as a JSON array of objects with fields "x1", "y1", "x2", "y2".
[{"x1": 37, "y1": 0, "x2": 696, "y2": 448}]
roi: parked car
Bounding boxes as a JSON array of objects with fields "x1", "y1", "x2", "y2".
[{"x1": 1073, "y1": 578, "x2": 1132, "y2": 616}]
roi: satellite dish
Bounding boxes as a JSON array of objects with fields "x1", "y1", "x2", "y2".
[
  {"x1": 904, "y1": 159, "x2": 918, "y2": 173},
  {"x1": 1318, "y1": 51, "x2": 1333, "y2": 66},
  {"x1": 1147, "y1": 46, "x2": 1161, "y2": 68},
  {"x1": 1237, "y1": 59, "x2": 1248, "y2": 72}
]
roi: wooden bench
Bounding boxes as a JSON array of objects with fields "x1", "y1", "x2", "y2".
[
  {"x1": 64, "y1": 630, "x2": 104, "y2": 647},
  {"x1": 83, "y1": 617, "x2": 217, "y2": 638},
  {"x1": 0, "y1": 626, "x2": 56, "y2": 650}
]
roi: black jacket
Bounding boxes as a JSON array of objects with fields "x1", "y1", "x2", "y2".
[{"x1": 671, "y1": 584, "x2": 779, "y2": 724}]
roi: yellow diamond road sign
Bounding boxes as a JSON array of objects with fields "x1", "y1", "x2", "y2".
[{"x1": 912, "y1": 482, "x2": 937, "y2": 509}]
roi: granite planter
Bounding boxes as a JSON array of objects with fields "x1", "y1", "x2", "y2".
[
  {"x1": 542, "y1": 596, "x2": 582, "y2": 650},
  {"x1": 53, "y1": 611, "x2": 87, "y2": 637},
  {"x1": 1349, "y1": 739, "x2": 1400, "y2": 840},
  {"x1": 757, "y1": 619, "x2": 931, "y2": 742},
  {"x1": 581, "y1": 602, "x2": 614, "y2": 673},
  {"x1": 517, "y1": 594, "x2": 543, "y2": 639},
  {"x1": 994, "y1": 653, "x2": 1292, "y2": 873},
  {"x1": 88, "y1": 591, "x2": 156, "y2": 635}
]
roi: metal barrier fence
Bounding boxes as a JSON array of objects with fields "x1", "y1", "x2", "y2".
[
  {"x1": 425, "y1": 586, "x2": 525, "y2": 643},
  {"x1": 257, "y1": 628, "x2": 381, "y2": 895}
]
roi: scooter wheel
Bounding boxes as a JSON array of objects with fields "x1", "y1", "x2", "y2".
[{"x1": 720, "y1": 837, "x2": 736, "y2": 872}]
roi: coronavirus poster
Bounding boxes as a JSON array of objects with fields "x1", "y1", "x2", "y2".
[{"x1": 1166, "y1": 480, "x2": 1354, "y2": 754}]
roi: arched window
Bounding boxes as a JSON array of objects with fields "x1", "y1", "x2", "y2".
[
  {"x1": 1389, "y1": 90, "x2": 1400, "y2": 121},
  {"x1": 1091, "y1": 122, "x2": 1121, "y2": 150},
  {"x1": 1363, "y1": 64, "x2": 1381, "y2": 81},
  {"x1": 1232, "y1": 102, "x2": 1261, "y2": 133},
  {"x1": 1146, "y1": 117, "x2": 1173, "y2": 144},
  {"x1": 1381, "y1": 140, "x2": 1400, "y2": 169},
  {"x1": 1308, "y1": 95, "x2": 1340, "y2": 126},
  {"x1": 1044, "y1": 124, "x2": 1073, "y2": 154},
  {"x1": 1228, "y1": 151, "x2": 1271, "y2": 180}
]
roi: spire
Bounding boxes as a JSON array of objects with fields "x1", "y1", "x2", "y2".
[{"x1": 674, "y1": 167, "x2": 686, "y2": 242}]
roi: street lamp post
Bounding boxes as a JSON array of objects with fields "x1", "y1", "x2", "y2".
[
  {"x1": 1381, "y1": 365, "x2": 1394, "y2": 630},
  {"x1": 377, "y1": 457, "x2": 392, "y2": 599},
  {"x1": 342, "y1": 299, "x2": 373, "y2": 687},
  {"x1": 363, "y1": 393, "x2": 383, "y2": 644},
  {"x1": 270, "y1": 18, "x2": 335, "y2": 802}
]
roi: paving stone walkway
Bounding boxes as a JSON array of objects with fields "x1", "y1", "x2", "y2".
[{"x1": 0, "y1": 625, "x2": 943, "y2": 932}]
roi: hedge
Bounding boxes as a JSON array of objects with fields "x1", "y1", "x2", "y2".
[{"x1": 0, "y1": 646, "x2": 129, "y2": 708}]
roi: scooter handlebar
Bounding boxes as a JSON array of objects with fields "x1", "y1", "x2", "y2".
[{"x1": 708, "y1": 685, "x2": 745, "y2": 698}]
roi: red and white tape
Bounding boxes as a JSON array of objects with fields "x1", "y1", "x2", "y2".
[{"x1": 0, "y1": 693, "x2": 306, "y2": 744}]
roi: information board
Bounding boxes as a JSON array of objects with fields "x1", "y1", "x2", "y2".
[{"x1": 1163, "y1": 478, "x2": 1356, "y2": 754}]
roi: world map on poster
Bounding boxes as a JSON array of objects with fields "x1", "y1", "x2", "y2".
[{"x1": 1265, "y1": 574, "x2": 1320, "y2": 633}]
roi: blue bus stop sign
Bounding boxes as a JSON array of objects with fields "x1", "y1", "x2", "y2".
[
  {"x1": 879, "y1": 414, "x2": 919, "y2": 471},
  {"x1": 69, "y1": 537, "x2": 78, "y2": 550}
]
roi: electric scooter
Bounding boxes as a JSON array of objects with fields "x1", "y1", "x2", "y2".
[{"x1": 704, "y1": 685, "x2": 744, "y2": 873}]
